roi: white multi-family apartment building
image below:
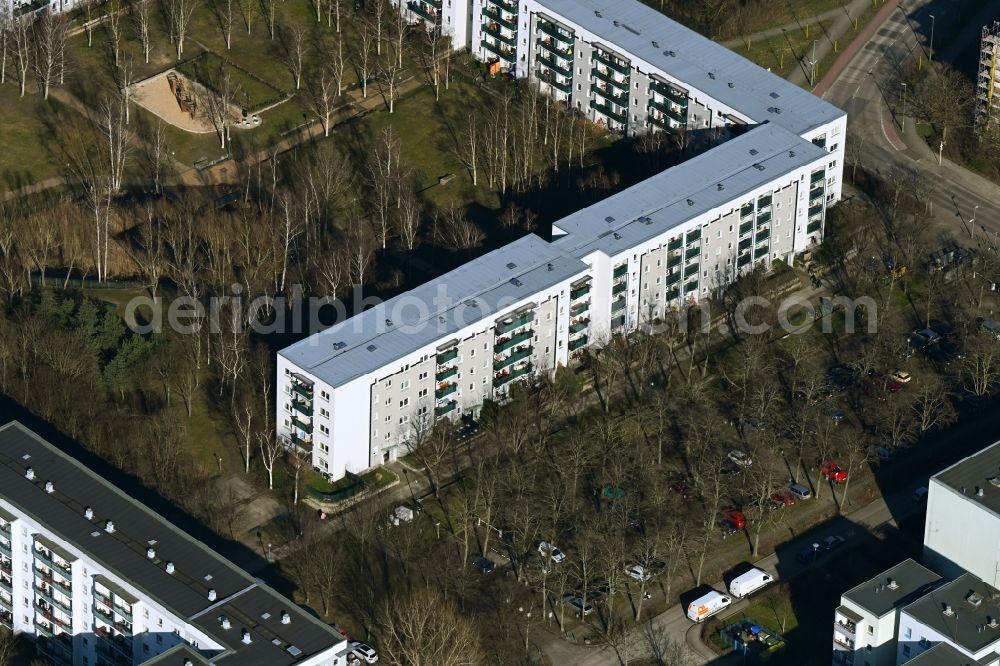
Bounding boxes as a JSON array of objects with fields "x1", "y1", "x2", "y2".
[
  {"x1": 280, "y1": 0, "x2": 847, "y2": 482},
  {"x1": 977, "y1": 21, "x2": 1000, "y2": 126},
  {"x1": 923, "y1": 440, "x2": 1000, "y2": 587},
  {"x1": 0, "y1": 421, "x2": 349, "y2": 666},
  {"x1": 396, "y1": 0, "x2": 472, "y2": 51},
  {"x1": 2, "y1": 0, "x2": 83, "y2": 19},
  {"x1": 832, "y1": 559, "x2": 941, "y2": 666}
]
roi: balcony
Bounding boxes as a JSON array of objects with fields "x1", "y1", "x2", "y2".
[
  {"x1": 756, "y1": 211, "x2": 772, "y2": 225},
  {"x1": 739, "y1": 221, "x2": 753, "y2": 236},
  {"x1": 482, "y1": 6, "x2": 516, "y2": 30},
  {"x1": 570, "y1": 301, "x2": 589, "y2": 316},
  {"x1": 0, "y1": 541, "x2": 9, "y2": 558},
  {"x1": 649, "y1": 78, "x2": 687, "y2": 105},
  {"x1": 667, "y1": 254, "x2": 681, "y2": 269},
  {"x1": 611, "y1": 297, "x2": 627, "y2": 313},
  {"x1": 738, "y1": 238, "x2": 752, "y2": 251},
  {"x1": 436, "y1": 366, "x2": 458, "y2": 382},
  {"x1": 756, "y1": 229, "x2": 770, "y2": 242},
  {"x1": 35, "y1": 602, "x2": 70, "y2": 631},
  {"x1": 570, "y1": 285, "x2": 591, "y2": 300},
  {"x1": 537, "y1": 53, "x2": 572, "y2": 77},
  {"x1": 592, "y1": 83, "x2": 629, "y2": 106},
  {"x1": 668, "y1": 237, "x2": 682, "y2": 251},
  {"x1": 613, "y1": 264, "x2": 628, "y2": 278},
  {"x1": 290, "y1": 400, "x2": 311, "y2": 416},
  {"x1": 34, "y1": 551, "x2": 71, "y2": 580},
  {"x1": 684, "y1": 280, "x2": 699, "y2": 293},
  {"x1": 809, "y1": 203, "x2": 824, "y2": 218},
  {"x1": 406, "y1": 1, "x2": 438, "y2": 22},
  {"x1": 485, "y1": 0, "x2": 517, "y2": 13},
  {"x1": 648, "y1": 98, "x2": 685, "y2": 124},
  {"x1": 810, "y1": 185, "x2": 824, "y2": 201},
  {"x1": 591, "y1": 68, "x2": 628, "y2": 91},
  {"x1": 435, "y1": 400, "x2": 457, "y2": 416},
  {"x1": 811, "y1": 170, "x2": 825, "y2": 184},
  {"x1": 436, "y1": 383, "x2": 458, "y2": 399},
  {"x1": 685, "y1": 263, "x2": 699, "y2": 277},
  {"x1": 686, "y1": 229, "x2": 701, "y2": 243},
  {"x1": 648, "y1": 114, "x2": 673, "y2": 131},
  {"x1": 291, "y1": 383, "x2": 313, "y2": 401},
  {"x1": 0, "y1": 609, "x2": 11, "y2": 629},
  {"x1": 35, "y1": 567, "x2": 71, "y2": 593},
  {"x1": 536, "y1": 37, "x2": 572, "y2": 60},
  {"x1": 482, "y1": 23, "x2": 516, "y2": 47},
  {"x1": 35, "y1": 585, "x2": 71, "y2": 614},
  {"x1": 593, "y1": 50, "x2": 630, "y2": 75},
  {"x1": 612, "y1": 282, "x2": 628, "y2": 296},
  {"x1": 537, "y1": 19, "x2": 572, "y2": 43},
  {"x1": 611, "y1": 314, "x2": 626, "y2": 328},
  {"x1": 754, "y1": 246, "x2": 769, "y2": 259},
  {"x1": 738, "y1": 253, "x2": 751, "y2": 267},
  {"x1": 741, "y1": 204, "x2": 754, "y2": 219},
  {"x1": 494, "y1": 347, "x2": 532, "y2": 370},
  {"x1": 495, "y1": 330, "x2": 533, "y2": 353},
  {"x1": 569, "y1": 319, "x2": 589, "y2": 334},
  {"x1": 494, "y1": 364, "x2": 533, "y2": 387},
  {"x1": 437, "y1": 347, "x2": 459, "y2": 364},
  {"x1": 496, "y1": 312, "x2": 534, "y2": 335},
  {"x1": 535, "y1": 69, "x2": 572, "y2": 93},
  {"x1": 291, "y1": 417, "x2": 313, "y2": 434},
  {"x1": 685, "y1": 247, "x2": 700, "y2": 260},
  {"x1": 757, "y1": 195, "x2": 772, "y2": 207},
  {"x1": 0, "y1": 576, "x2": 11, "y2": 594},
  {"x1": 666, "y1": 272, "x2": 680, "y2": 286},
  {"x1": 569, "y1": 335, "x2": 588, "y2": 351},
  {"x1": 481, "y1": 38, "x2": 515, "y2": 61},
  {"x1": 807, "y1": 220, "x2": 822, "y2": 234}
]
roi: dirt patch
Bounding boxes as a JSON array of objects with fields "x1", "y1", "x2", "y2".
[{"x1": 131, "y1": 69, "x2": 220, "y2": 134}]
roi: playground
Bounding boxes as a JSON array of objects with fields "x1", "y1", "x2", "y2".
[{"x1": 131, "y1": 70, "x2": 217, "y2": 133}]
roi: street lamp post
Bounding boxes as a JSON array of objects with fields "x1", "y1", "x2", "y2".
[
  {"x1": 971, "y1": 205, "x2": 980, "y2": 239},
  {"x1": 809, "y1": 40, "x2": 818, "y2": 86},
  {"x1": 929, "y1": 14, "x2": 936, "y2": 63},
  {"x1": 900, "y1": 82, "x2": 907, "y2": 131}
]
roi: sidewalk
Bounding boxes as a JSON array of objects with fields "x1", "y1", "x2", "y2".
[{"x1": 813, "y1": 0, "x2": 902, "y2": 94}]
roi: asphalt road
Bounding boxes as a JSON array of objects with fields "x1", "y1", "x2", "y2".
[{"x1": 821, "y1": 0, "x2": 1000, "y2": 248}]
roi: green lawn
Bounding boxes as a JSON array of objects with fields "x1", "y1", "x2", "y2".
[
  {"x1": 177, "y1": 52, "x2": 286, "y2": 112},
  {"x1": 733, "y1": 19, "x2": 835, "y2": 80},
  {"x1": 0, "y1": 84, "x2": 69, "y2": 189}
]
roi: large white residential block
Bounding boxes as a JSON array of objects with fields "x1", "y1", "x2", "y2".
[{"x1": 0, "y1": 422, "x2": 349, "y2": 666}]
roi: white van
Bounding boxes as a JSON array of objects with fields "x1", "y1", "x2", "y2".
[
  {"x1": 686, "y1": 590, "x2": 732, "y2": 622},
  {"x1": 728, "y1": 568, "x2": 774, "y2": 599}
]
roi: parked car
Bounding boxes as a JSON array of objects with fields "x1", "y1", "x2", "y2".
[
  {"x1": 538, "y1": 541, "x2": 566, "y2": 563},
  {"x1": 789, "y1": 483, "x2": 812, "y2": 500},
  {"x1": 721, "y1": 507, "x2": 746, "y2": 530},
  {"x1": 625, "y1": 564, "x2": 653, "y2": 582},
  {"x1": 928, "y1": 320, "x2": 954, "y2": 337},
  {"x1": 349, "y1": 642, "x2": 379, "y2": 664},
  {"x1": 474, "y1": 556, "x2": 495, "y2": 574},
  {"x1": 912, "y1": 486, "x2": 929, "y2": 502},
  {"x1": 819, "y1": 400, "x2": 845, "y2": 424},
  {"x1": 826, "y1": 364, "x2": 857, "y2": 390},
  {"x1": 977, "y1": 317, "x2": 1000, "y2": 340},
  {"x1": 717, "y1": 519, "x2": 738, "y2": 539},
  {"x1": 562, "y1": 595, "x2": 594, "y2": 616},
  {"x1": 909, "y1": 328, "x2": 942, "y2": 349},
  {"x1": 871, "y1": 446, "x2": 893, "y2": 462},
  {"x1": 727, "y1": 449, "x2": 752, "y2": 468},
  {"x1": 728, "y1": 567, "x2": 774, "y2": 599},
  {"x1": 670, "y1": 479, "x2": 698, "y2": 500},
  {"x1": 820, "y1": 461, "x2": 848, "y2": 483},
  {"x1": 770, "y1": 490, "x2": 796, "y2": 507},
  {"x1": 889, "y1": 370, "x2": 912, "y2": 384},
  {"x1": 796, "y1": 543, "x2": 822, "y2": 564},
  {"x1": 686, "y1": 590, "x2": 732, "y2": 622},
  {"x1": 822, "y1": 535, "x2": 846, "y2": 551}
]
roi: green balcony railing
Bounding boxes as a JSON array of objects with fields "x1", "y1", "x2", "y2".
[
  {"x1": 648, "y1": 98, "x2": 685, "y2": 124},
  {"x1": 757, "y1": 195, "x2": 772, "y2": 207},
  {"x1": 649, "y1": 79, "x2": 687, "y2": 105},
  {"x1": 536, "y1": 38, "x2": 572, "y2": 60},
  {"x1": 809, "y1": 203, "x2": 824, "y2": 218},
  {"x1": 738, "y1": 238, "x2": 752, "y2": 251},
  {"x1": 482, "y1": 6, "x2": 516, "y2": 30},
  {"x1": 0, "y1": 577, "x2": 11, "y2": 594},
  {"x1": 292, "y1": 417, "x2": 313, "y2": 434},
  {"x1": 754, "y1": 246, "x2": 769, "y2": 258},
  {"x1": 494, "y1": 364, "x2": 533, "y2": 387},
  {"x1": 536, "y1": 70, "x2": 572, "y2": 94},
  {"x1": 611, "y1": 315, "x2": 626, "y2": 328},
  {"x1": 756, "y1": 229, "x2": 770, "y2": 242},
  {"x1": 592, "y1": 83, "x2": 629, "y2": 106},
  {"x1": 593, "y1": 50, "x2": 630, "y2": 74},
  {"x1": 756, "y1": 211, "x2": 772, "y2": 225},
  {"x1": 495, "y1": 330, "x2": 533, "y2": 353},
  {"x1": 668, "y1": 237, "x2": 682, "y2": 251},
  {"x1": 685, "y1": 263, "x2": 699, "y2": 278},
  {"x1": 684, "y1": 280, "x2": 699, "y2": 293},
  {"x1": 34, "y1": 552, "x2": 71, "y2": 580},
  {"x1": 810, "y1": 186, "x2": 824, "y2": 201},
  {"x1": 436, "y1": 366, "x2": 458, "y2": 382},
  {"x1": 811, "y1": 170, "x2": 825, "y2": 184},
  {"x1": 485, "y1": 0, "x2": 517, "y2": 13},
  {"x1": 648, "y1": 114, "x2": 671, "y2": 130},
  {"x1": 569, "y1": 320, "x2": 589, "y2": 334},
  {"x1": 613, "y1": 264, "x2": 628, "y2": 278},
  {"x1": 571, "y1": 285, "x2": 590, "y2": 300},
  {"x1": 612, "y1": 282, "x2": 627, "y2": 295},
  {"x1": 406, "y1": 1, "x2": 438, "y2": 22},
  {"x1": 591, "y1": 68, "x2": 628, "y2": 91},
  {"x1": 437, "y1": 348, "x2": 459, "y2": 364},
  {"x1": 569, "y1": 336, "x2": 588, "y2": 351},
  {"x1": 666, "y1": 287, "x2": 680, "y2": 299},
  {"x1": 686, "y1": 229, "x2": 702, "y2": 243},
  {"x1": 741, "y1": 204, "x2": 754, "y2": 219},
  {"x1": 0, "y1": 542, "x2": 10, "y2": 559},
  {"x1": 807, "y1": 220, "x2": 822, "y2": 234},
  {"x1": 35, "y1": 586, "x2": 71, "y2": 614},
  {"x1": 497, "y1": 312, "x2": 535, "y2": 335},
  {"x1": 435, "y1": 401, "x2": 457, "y2": 416},
  {"x1": 537, "y1": 53, "x2": 572, "y2": 77},
  {"x1": 290, "y1": 400, "x2": 310, "y2": 416},
  {"x1": 436, "y1": 383, "x2": 458, "y2": 399},
  {"x1": 739, "y1": 221, "x2": 753, "y2": 235},
  {"x1": 738, "y1": 253, "x2": 752, "y2": 267},
  {"x1": 494, "y1": 347, "x2": 532, "y2": 370},
  {"x1": 537, "y1": 20, "x2": 573, "y2": 43},
  {"x1": 666, "y1": 272, "x2": 681, "y2": 286},
  {"x1": 611, "y1": 297, "x2": 627, "y2": 313},
  {"x1": 667, "y1": 255, "x2": 681, "y2": 269},
  {"x1": 570, "y1": 302, "x2": 589, "y2": 316},
  {"x1": 685, "y1": 247, "x2": 700, "y2": 260},
  {"x1": 481, "y1": 39, "x2": 515, "y2": 61},
  {"x1": 482, "y1": 23, "x2": 516, "y2": 47},
  {"x1": 291, "y1": 384, "x2": 312, "y2": 401}
]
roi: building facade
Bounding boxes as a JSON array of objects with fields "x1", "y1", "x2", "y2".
[
  {"x1": 0, "y1": 422, "x2": 349, "y2": 666},
  {"x1": 279, "y1": 0, "x2": 847, "y2": 483},
  {"x1": 978, "y1": 21, "x2": 1000, "y2": 127},
  {"x1": 396, "y1": 0, "x2": 471, "y2": 51},
  {"x1": 832, "y1": 559, "x2": 941, "y2": 666}
]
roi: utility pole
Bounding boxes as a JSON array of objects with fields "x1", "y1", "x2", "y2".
[
  {"x1": 809, "y1": 40, "x2": 818, "y2": 87},
  {"x1": 929, "y1": 14, "x2": 936, "y2": 62},
  {"x1": 901, "y1": 82, "x2": 907, "y2": 131}
]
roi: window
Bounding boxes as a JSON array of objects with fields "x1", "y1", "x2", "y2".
[
  {"x1": 904, "y1": 627, "x2": 911, "y2": 639},
  {"x1": 867, "y1": 625, "x2": 873, "y2": 635},
  {"x1": 418, "y1": 371, "x2": 428, "y2": 380},
  {"x1": 385, "y1": 415, "x2": 391, "y2": 423},
  {"x1": 400, "y1": 380, "x2": 410, "y2": 390},
  {"x1": 385, "y1": 398, "x2": 390, "y2": 406},
  {"x1": 319, "y1": 425, "x2": 330, "y2": 435},
  {"x1": 319, "y1": 408, "x2": 329, "y2": 418},
  {"x1": 399, "y1": 398, "x2": 409, "y2": 408},
  {"x1": 320, "y1": 390, "x2": 330, "y2": 400},
  {"x1": 418, "y1": 388, "x2": 428, "y2": 398}
]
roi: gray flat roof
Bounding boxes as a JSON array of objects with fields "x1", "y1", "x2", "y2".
[
  {"x1": 537, "y1": 0, "x2": 845, "y2": 136},
  {"x1": 933, "y1": 439, "x2": 1000, "y2": 517},
  {"x1": 0, "y1": 422, "x2": 343, "y2": 666},
  {"x1": 552, "y1": 123, "x2": 828, "y2": 257},
  {"x1": 280, "y1": 234, "x2": 588, "y2": 387},
  {"x1": 843, "y1": 559, "x2": 941, "y2": 618},
  {"x1": 904, "y1": 573, "x2": 1000, "y2": 654},
  {"x1": 906, "y1": 643, "x2": 999, "y2": 666}
]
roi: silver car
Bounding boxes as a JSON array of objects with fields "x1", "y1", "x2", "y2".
[{"x1": 789, "y1": 483, "x2": 812, "y2": 500}]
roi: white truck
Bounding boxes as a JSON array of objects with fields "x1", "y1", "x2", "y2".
[
  {"x1": 728, "y1": 568, "x2": 774, "y2": 599},
  {"x1": 686, "y1": 590, "x2": 732, "y2": 622}
]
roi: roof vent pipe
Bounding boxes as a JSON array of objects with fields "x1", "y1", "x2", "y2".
[
  {"x1": 104, "y1": 520, "x2": 115, "y2": 533},
  {"x1": 25, "y1": 467, "x2": 35, "y2": 480},
  {"x1": 220, "y1": 616, "x2": 231, "y2": 630},
  {"x1": 208, "y1": 588, "x2": 217, "y2": 602},
  {"x1": 242, "y1": 629, "x2": 252, "y2": 644},
  {"x1": 146, "y1": 547, "x2": 156, "y2": 560},
  {"x1": 165, "y1": 561, "x2": 175, "y2": 574},
  {"x1": 44, "y1": 481, "x2": 54, "y2": 494},
  {"x1": 84, "y1": 507, "x2": 94, "y2": 520},
  {"x1": 281, "y1": 611, "x2": 291, "y2": 625}
]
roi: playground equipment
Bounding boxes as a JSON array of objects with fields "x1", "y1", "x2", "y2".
[{"x1": 166, "y1": 72, "x2": 197, "y2": 120}]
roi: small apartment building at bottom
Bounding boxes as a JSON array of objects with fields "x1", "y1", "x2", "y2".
[
  {"x1": 904, "y1": 642, "x2": 1000, "y2": 666},
  {"x1": 832, "y1": 559, "x2": 941, "y2": 666},
  {"x1": 898, "y1": 573, "x2": 1000, "y2": 664}
]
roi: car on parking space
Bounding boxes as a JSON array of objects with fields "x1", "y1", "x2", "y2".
[
  {"x1": 909, "y1": 328, "x2": 942, "y2": 349},
  {"x1": 819, "y1": 401, "x2": 845, "y2": 424},
  {"x1": 721, "y1": 507, "x2": 746, "y2": 529},
  {"x1": 770, "y1": 490, "x2": 795, "y2": 507},
  {"x1": 474, "y1": 556, "x2": 495, "y2": 574},
  {"x1": 826, "y1": 364, "x2": 857, "y2": 390},
  {"x1": 977, "y1": 317, "x2": 1000, "y2": 340},
  {"x1": 820, "y1": 461, "x2": 848, "y2": 483},
  {"x1": 871, "y1": 446, "x2": 893, "y2": 462},
  {"x1": 789, "y1": 483, "x2": 812, "y2": 500},
  {"x1": 822, "y1": 535, "x2": 846, "y2": 551},
  {"x1": 562, "y1": 595, "x2": 594, "y2": 616},
  {"x1": 671, "y1": 479, "x2": 698, "y2": 500},
  {"x1": 538, "y1": 541, "x2": 566, "y2": 563},
  {"x1": 349, "y1": 641, "x2": 379, "y2": 664},
  {"x1": 728, "y1": 450, "x2": 752, "y2": 468},
  {"x1": 625, "y1": 564, "x2": 653, "y2": 582},
  {"x1": 796, "y1": 543, "x2": 822, "y2": 564},
  {"x1": 717, "y1": 519, "x2": 738, "y2": 539},
  {"x1": 889, "y1": 370, "x2": 912, "y2": 384},
  {"x1": 928, "y1": 320, "x2": 954, "y2": 337}
]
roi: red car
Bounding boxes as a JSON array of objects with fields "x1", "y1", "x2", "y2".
[
  {"x1": 770, "y1": 490, "x2": 796, "y2": 507},
  {"x1": 721, "y1": 507, "x2": 746, "y2": 529},
  {"x1": 820, "y1": 461, "x2": 848, "y2": 483},
  {"x1": 671, "y1": 480, "x2": 697, "y2": 500}
]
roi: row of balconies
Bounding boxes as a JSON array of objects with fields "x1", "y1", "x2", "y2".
[
  {"x1": 536, "y1": 69, "x2": 572, "y2": 94},
  {"x1": 494, "y1": 363, "x2": 533, "y2": 387},
  {"x1": 496, "y1": 312, "x2": 534, "y2": 335}
]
